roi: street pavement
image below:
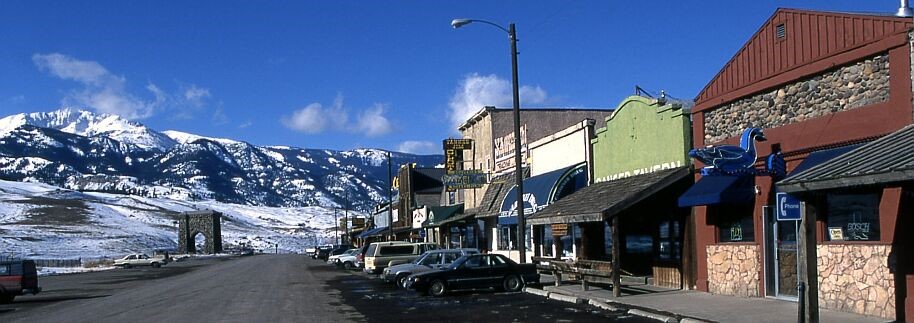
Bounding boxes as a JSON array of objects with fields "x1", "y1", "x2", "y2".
[{"x1": 1, "y1": 254, "x2": 650, "y2": 322}]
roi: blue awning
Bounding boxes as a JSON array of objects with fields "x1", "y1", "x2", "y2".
[
  {"x1": 786, "y1": 144, "x2": 862, "y2": 177},
  {"x1": 499, "y1": 163, "x2": 588, "y2": 225},
  {"x1": 678, "y1": 175, "x2": 755, "y2": 207},
  {"x1": 357, "y1": 226, "x2": 388, "y2": 238}
]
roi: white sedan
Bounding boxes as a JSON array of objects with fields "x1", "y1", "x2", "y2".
[{"x1": 114, "y1": 254, "x2": 167, "y2": 268}]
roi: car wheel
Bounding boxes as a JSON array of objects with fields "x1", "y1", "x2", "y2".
[
  {"x1": 0, "y1": 294, "x2": 14, "y2": 304},
  {"x1": 343, "y1": 262, "x2": 354, "y2": 270},
  {"x1": 503, "y1": 275, "x2": 523, "y2": 292},
  {"x1": 428, "y1": 280, "x2": 447, "y2": 297},
  {"x1": 396, "y1": 274, "x2": 410, "y2": 289},
  {"x1": 152, "y1": 262, "x2": 161, "y2": 268}
]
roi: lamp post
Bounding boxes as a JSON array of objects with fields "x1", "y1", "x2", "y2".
[{"x1": 452, "y1": 18, "x2": 526, "y2": 263}]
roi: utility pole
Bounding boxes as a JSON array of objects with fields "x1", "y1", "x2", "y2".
[
  {"x1": 344, "y1": 191, "x2": 350, "y2": 245},
  {"x1": 387, "y1": 151, "x2": 394, "y2": 241},
  {"x1": 334, "y1": 209, "x2": 339, "y2": 245}
]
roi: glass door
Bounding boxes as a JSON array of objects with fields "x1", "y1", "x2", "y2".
[{"x1": 764, "y1": 206, "x2": 799, "y2": 300}]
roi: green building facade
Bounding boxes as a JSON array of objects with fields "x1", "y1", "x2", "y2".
[{"x1": 591, "y1": 95, "x2": 692, "y2": 182}]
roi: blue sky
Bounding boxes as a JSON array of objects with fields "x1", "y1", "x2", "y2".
[{"x1": 0, "y1": 1, "x2": 900, "y2": 154}]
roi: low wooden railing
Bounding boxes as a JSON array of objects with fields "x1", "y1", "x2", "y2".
[{"x1": 532, "y1": 257, "x2": 614, "y2": 291}]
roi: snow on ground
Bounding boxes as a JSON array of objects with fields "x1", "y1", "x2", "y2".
[{"x1": 0, "y1": 179, "x2": 353, "y2": 262}]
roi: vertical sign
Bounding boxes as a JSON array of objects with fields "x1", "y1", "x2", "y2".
[
  {"x1": 443, "y1": 139, "x2": 475, "y2": 191},
  {"x1": 776, "y1": 192, "x2": 802, "y2": 221}
]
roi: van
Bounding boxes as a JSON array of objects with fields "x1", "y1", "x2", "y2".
[
  {"x1": 0, "y1": 260, "x2": 41, "y2": 303},
  {"x1": 363, "y1": 242, "x2": 438, "y2": 274}
]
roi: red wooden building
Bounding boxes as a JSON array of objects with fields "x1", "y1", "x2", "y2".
[{"x1": 680, "y1": 8, "x2": 913, "y2": 320}]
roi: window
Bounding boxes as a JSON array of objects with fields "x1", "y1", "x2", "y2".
[
  {"x1": 658, "y1": 220, "x2": 682, "y2": 260},
  {"x1": 378, "y1": 245, "x2": 415, "y2": 256},
  {"x1": 421, "y1": 253, "x2": 442, "y2": 265},
  {"x1": 714, "y1": 203, "x2": 755, "y2": 242},
  {"x1": 0, "y1": 264, "x2": 8, "y2": 276},
  {"x1": 776, "y1": 23, "x2": 786, "y2": 40},
  {"x1": 443, "y1": 252, "x2": 461, "y2": 264},
  {"x1": 463, "y1": 256, "x2": 484, "y2": 268},
  {"x1": 604, "y1": 222, "x2": 613, "y2": 257},
  {"x1": 489, "y1": 255, "x2": 507, "y2": 267},
  {"x1": 539, "y1": 225, "x2": 554, "y2": 257},
  {"x1": 826, "y1": 193, "x2": 880, "y2": 241},
  {"x1": 498, "y1": 225, "x2": 518, "y2": 250}
]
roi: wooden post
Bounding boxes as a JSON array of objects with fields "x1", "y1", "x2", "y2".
[
  {"x1": 612, "y1": 215, "x2": 622, "y2": 297},
  {"x1": 797, "y1": 201, "x2": 819, "y2": 322}
]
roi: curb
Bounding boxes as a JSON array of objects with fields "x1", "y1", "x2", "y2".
[
  {"x1": 523, "y1": 287, "x2": 550, "y2": 298},
  {"x1": 548, "y1": 292, "x2": 584, "y2": 304},
  {"x1": 587, "y1": 299, "x2": 621, "y2": 312},
  {"x1": 628, "y1": 309, "x2": 677, "y2": 323}
]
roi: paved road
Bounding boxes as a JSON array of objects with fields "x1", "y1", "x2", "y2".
[{"x1": 1, "y1": 254, "x2": 649, "y2": 322}]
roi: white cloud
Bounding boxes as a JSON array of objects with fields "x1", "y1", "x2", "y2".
[
  {"x1": 184, "y1": 85, "x2": 211, "y2": 107},
  {"x1": 448, "y1": 73, "x2": 548, "y2": 126},
  {"x1": 397, "y1": 141, "x2": 439, "y2": 155},
  {"x1": 238, "y1": 121, "x2": 253, "y2": 129},
  {"x1": 281, "y1": 94, "x2": 391, "y2": 137},
  {"x1": 355, "y1": 104, "x2": 392, "y2": 137},
  {"x1": 32, "y1": 53, "x2": 162, "y2": 119},
  {"x1": 211, "y1": 107, "x2": 229, "y2": 125}
]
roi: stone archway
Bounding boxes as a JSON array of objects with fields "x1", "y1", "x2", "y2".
[{"x1": 178, "y1": 210, "x2": 223, "y2": 254}]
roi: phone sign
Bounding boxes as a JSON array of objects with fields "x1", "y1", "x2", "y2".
[{"x1": 776, "y1": 192, "x2": 802, "y2": 221}]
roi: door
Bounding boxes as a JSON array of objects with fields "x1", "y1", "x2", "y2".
[
  {"x1": 764, "y1": 206, "x2": 799, "y2": 299},
  {"x1": 454, "y1": 255, "x2": 490, "y2": 289}
]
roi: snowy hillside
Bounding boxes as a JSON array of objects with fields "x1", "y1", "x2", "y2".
[
  {"x1": 0, "y1": 179, "x2": 348, "y2": 259},
  {"x1": 0, "y1": 108, "x2": 442, "y2": 212}
]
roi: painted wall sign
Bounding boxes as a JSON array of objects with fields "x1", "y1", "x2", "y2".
[
  {"x1": 493, "y1": 125, "x2": 528, "y2": 174},
  {"x1": 594, "y1": 160, "x2": 684, "y2": 183},
  {"x1": 776, "y1": 192, "x2": 802, "y2": 221},
  {"x1": 442, "y1": 170, "x2": 487, "y2": 191}
]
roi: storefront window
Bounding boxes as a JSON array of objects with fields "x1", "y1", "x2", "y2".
[
  {"x1": 714, "y1": 203, "x2": 755, "y2": 242},
  {"x1": 542, "y1": 225, "x2": 554, "y2": 257},
  {"x1": 604, "y1": 222, "x2": 613, "y2": 256},
  {"x1": 826, "y1": 193, "x2": 880, "y2": 241},
  {"x1": 498, "y1": 225, "x2": 518, "y2": 250},
  {"x1": 465, "y1": 225, "x2": 476, "y2": 248},
  {"x1": 658, "y1": 220, "x2": 681, "y2": 260}
]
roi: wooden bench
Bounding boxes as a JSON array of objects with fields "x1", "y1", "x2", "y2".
[{"x1": 532, "y1": 257, "x2": 614, "y2": 291}]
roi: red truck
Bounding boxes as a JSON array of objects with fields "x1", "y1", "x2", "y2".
[{"x1": 0, "y1": 260, "x2": 41, "y2": 303}]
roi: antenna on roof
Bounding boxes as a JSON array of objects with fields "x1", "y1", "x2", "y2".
[{"x1": 897, "y1": 0, "x2": 913, "y2": 17}]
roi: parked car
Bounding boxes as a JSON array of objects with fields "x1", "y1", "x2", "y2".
[
  {"x1": 335, "y1": 246, "x2": 367, "y2": 270},
  {"x1": 327, "y1": 249, "x2": 358, "y2": 264},
  {"x1": 311, "y1": 245, "x2": 334, "y2": 259},
  {"x1": 354, "y1": 245, "x2": 370, "y2": 269},
  {"x1": 304, "y1": 247, "x2": 317, "y2": 256},
  {"x1": 316, "y1": 244, "x2": 353, "y2": 261},
  {"x1": 0, "y1": 260, "x2": 41, "y2": 303},
  {"x1": 383, "y1": 248, "x2": 478, "y2": 288},
  {"x1": 363, "y1": 241, "x2": 438, "y2": 274},
  {"x1": 405, "y1": 253, "x2": 540, "y2": 297},
  {"x1": 113, "y1": 254, "x2": 167, "y2": 268}
]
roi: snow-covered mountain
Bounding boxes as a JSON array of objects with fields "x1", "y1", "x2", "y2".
[
  {"x1": 0, "y1": 108, "x2": 177, "y2": 151},
  {"x1": 0, "y1": 108, "x2": 442, "y2": 212}
]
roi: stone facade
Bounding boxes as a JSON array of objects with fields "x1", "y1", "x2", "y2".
[
  {"x1": 177, "y1": 210, "x2": 223, "y2": 254},
  {"x1": 703, "y1": 55, "x2": 890, "y2": 145},
  {"x1": 707, "y1": 244, "x2": 761, "y2": 297},
  {"x1": 817, "y1": 244, "x2": 895, "y2": 319}
]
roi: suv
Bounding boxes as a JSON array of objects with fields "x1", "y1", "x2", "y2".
[
  {"x1": 0, "y1": 260, "x2": 41, "y2": 303},
  {"x1": 363, "y1": 242, "x2": 438, "y2": 274},
  {"x1": 383, "y1": 248, "x2": 478, "y2": 288}
]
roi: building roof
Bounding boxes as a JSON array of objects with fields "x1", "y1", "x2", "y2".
[
  {"x1": 412, "y1": 168, "x2": 445, "y2": 194},
  {"x1": 778, "y1": 124, "x2": 914, "y2": 192},
  {"x1": 693, "y1": 8, "x2": 912, "y2": 112},
  {"x1": 528, "y1": 167, "x2": 691, "y2": 225},
  {"x1": 476, "y1": 170, "x2": 527, "y2": 218}
]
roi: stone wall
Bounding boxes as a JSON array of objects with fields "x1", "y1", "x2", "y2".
[
  {"x1": 817, "y1": 244, "x2": 895, "y2": 319},
  {"x1": 703, "y1": 54, "x2": 890, "y2": 145},
  {"x1": 707, "y1": 244, "x2": 761, "y2": 297}
]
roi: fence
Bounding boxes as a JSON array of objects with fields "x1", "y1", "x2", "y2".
[{"x1": 0, "y1": 255, "x2": 111, "y2": 268}]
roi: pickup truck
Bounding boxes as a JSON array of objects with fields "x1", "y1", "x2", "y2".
[
  {"x1": 114, "y1": 254, "x2": 168, "y2": 268},
  {"x1": 0, "y1": 260, "x2": 41, "y2": 303}
]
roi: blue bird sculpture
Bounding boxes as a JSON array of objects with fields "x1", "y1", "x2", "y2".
[{"x1": 689, "y1": 127, "x2": 767, "y2": 173}]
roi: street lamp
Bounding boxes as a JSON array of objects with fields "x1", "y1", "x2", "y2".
[{"x1": 451, "y1": 18, "x2": 527, "y2": 263}]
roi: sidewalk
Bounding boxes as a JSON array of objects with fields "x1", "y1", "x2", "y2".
[{"x1": 534, "y1": 275, "x2": 890, "y2": 323}]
